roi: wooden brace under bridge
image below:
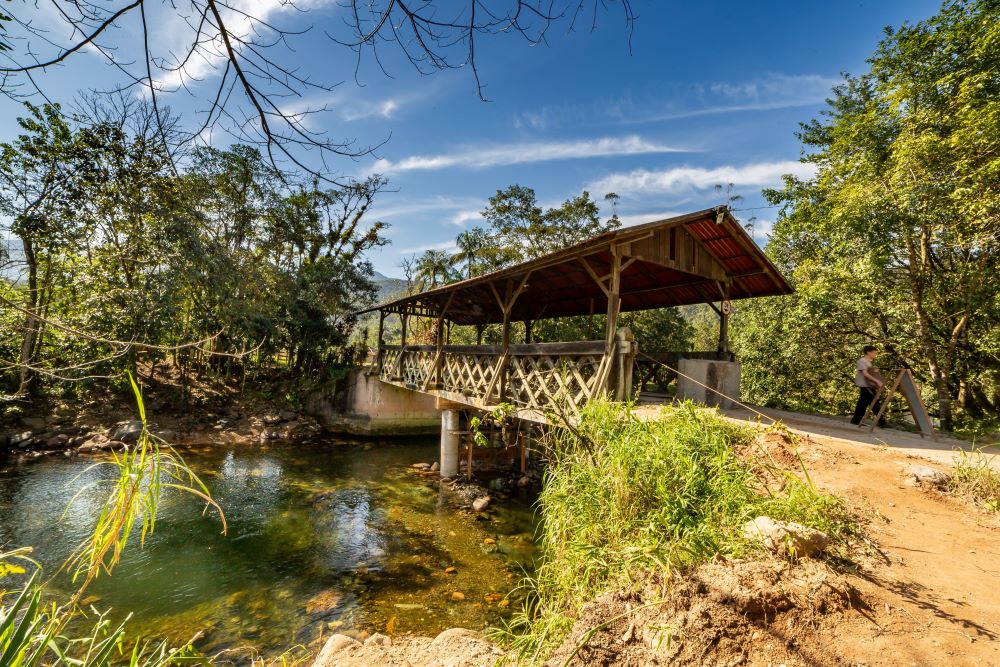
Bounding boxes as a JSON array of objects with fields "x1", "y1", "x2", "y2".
[{"x1": 357, "y1": 207, "x2": 793, "y2": 425}]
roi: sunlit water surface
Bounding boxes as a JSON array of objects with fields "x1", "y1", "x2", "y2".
[{"x1": 0, "y1": 437, "x2": 537, "y2": 658}]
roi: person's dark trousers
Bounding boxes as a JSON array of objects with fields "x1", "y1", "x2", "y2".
[{"x1": 850, "y1": 387, "x2": 883, "y2": 425}]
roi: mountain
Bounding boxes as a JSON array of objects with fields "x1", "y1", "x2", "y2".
[{"x1": 371, "y1": 271, "x2": 407, "y2": 302}]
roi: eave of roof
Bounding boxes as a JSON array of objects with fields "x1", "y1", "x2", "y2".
[{"x1": 358, "y1": 206, "x2": 792, "y2": 325}]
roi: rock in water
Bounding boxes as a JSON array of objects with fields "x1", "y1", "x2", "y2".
[
  {"x1": 45, "y1": 434, "x2": 70, "y2": 448},
  {"x1": 742, "y1": 516, "x2": 829, "y2": 558},
  {"x1": 430, "y1": 461, "x2": 440, "y2": 472},
  {"x1": 279, "y1": 410, "x2": 298, "y2": 421},
  {"x1": 109, "y1": 420, "x2": 144, "y2": 444},
  {"x1": 262, "y1": 414, "x2": 283, "y2": 426},
  {"x1": 472, "y1": 496, "x2": 492, "y2": 512}
]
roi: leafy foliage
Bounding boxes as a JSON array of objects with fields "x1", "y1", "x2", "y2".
[
  {"x1": 735, "y1": 0, "x2": 1000, "y2": 430},
  {"x1": 0, "y1": 101, "x2": 388, "y2": 396}
]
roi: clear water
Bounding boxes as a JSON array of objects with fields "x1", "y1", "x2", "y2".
[{"x1": 0, "y1": 437, "x2": 537, "y2": 658}]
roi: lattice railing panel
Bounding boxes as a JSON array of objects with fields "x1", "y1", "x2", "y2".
[
  {"x1": 507, "y1": 352, "x2": 605, "y2": 413},
  {"x1": 441, "y1": 351, "x2": 502, "y2": 399},
  {"x1": 401, "y1": 349, "x2": 435, "y2": 387},
  {"x1": 379, "y1": 348, "x2": 401, "y2": 381}
]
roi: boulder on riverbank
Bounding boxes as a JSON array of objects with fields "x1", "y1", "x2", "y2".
[{"x1": 312, "y1": 627, "x2": 501, "y2": 667}]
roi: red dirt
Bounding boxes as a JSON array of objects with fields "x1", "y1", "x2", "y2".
[{"x1": 549, "y1": 426, "x2": 1000, "y2": 666}]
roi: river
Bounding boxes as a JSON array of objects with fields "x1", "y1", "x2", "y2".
[{"x1": 0, "y1": 436, "x2": 537, "y2": 658}]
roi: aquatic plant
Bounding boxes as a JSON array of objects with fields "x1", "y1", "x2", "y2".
[{"x1": 494, "y1": 399, "x2": 856, "y2": 663}]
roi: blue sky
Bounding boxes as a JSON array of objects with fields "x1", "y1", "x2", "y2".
[{"x1": 1, "y1": 0, "x2": 942, "y2": 276}]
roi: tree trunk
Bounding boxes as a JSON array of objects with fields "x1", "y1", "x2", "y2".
[
  {"x1": 905, "y1": 228, "x2": 953, "y2": 430},
  {"x1": 16, "y1": 235, "x2": 40, "y2": 395}
]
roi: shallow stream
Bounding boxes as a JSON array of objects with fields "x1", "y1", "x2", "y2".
[{"x1": 0, "y1": 437, "x2": 537, "y2": 658}]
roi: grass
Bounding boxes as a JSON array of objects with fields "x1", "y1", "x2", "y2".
[
  {"x1": 947, "y1": 449, "x2": 1000, "y2": 512},
  {"x1": 494, "y1": 399, "x2": 856, "y2": 663}
]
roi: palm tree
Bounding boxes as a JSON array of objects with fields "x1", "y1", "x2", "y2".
[
  {"x1": 452, "y1": 229, "x2": 487, "y2": 279},
  {"x1": 414, "y1": 249, "x2": 453, "y2": 288}
]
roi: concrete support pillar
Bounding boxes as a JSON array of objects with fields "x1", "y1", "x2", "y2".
[{"x1": 440, "y1": 409, "x2": 460, "y2": 477}]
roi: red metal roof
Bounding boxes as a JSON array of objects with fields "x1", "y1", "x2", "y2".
[{"x1": 359, "y1": 207, "x2": 793, "y2": 325}]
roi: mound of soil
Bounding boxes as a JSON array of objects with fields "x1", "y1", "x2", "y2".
[{"x1": 546, "y1": 558, "x2": 861, "y2": 667}]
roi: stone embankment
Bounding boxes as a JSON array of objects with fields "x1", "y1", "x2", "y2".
[{"x1": 0, "y1": 409, "x2": 322, "y2": 458}]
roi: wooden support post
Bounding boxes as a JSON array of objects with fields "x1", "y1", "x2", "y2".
[
  {"x1": 499, "y1": 296, "x2": 511, "y2": 400},
  {"x1": 593, "y1": 247, "x2": 623, "y2": 395},
  {"x1": 615, "y1": 328, "x2": 637, "y2": 400},
  {"x1": 395, "y1": 311, "x2": 408, "y2": 380},
  {"x1": 524, "y1": 319, "x2": 532, "y2": 344},
  {"x1": 519, "y1": 432, "x2": 527, "y2": 474},
  {"x1": 605, "y1": 247, "x2": 622, "y2": 353},
  {"x1": 425, "y1": 294, "x2": 455, "y2": 391},
  {"x1": 718, "y1": 312, "x2": 729, "y2": 355},
  {"x1": 486, "y1": 272, "x2": 531, "y2": 403},
  {"x1": 376, "y1": 310, "x2": 385, "y2": 374},
  {"x1": 717, "y1": 281, "x2": 731, "y2": 357}
]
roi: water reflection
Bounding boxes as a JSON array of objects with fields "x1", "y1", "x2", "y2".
[{"x1": 0, "y1": 438, "x2": 536, "y2": 657}]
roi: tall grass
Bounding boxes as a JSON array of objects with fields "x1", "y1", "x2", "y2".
[
  {"x1": 495, "y1": 400, "x2": 855, "y2": 662},
  {"x1": 948, "y1": 449, "x2": 1000, "y2": 512}
]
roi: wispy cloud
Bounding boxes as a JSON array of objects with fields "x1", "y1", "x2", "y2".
[
  {"x1": 587, "y1": 160, "x2": 816, "y2": 197},
  {"x1": 151, "y1": 0, "x2": 334, "y2": 92},
  {"x1": 615, "y1": 210, "x2": 687, "y2": 227},
  {"x1": 447, "y1": 210, "x2": 484, "y2": 227},
  {"x1": 342, "y1": 99, "x2": 400, "y2": 121},
  {"x1": 370, "y1": 196, "x2": 483, "y2": 221},
  {"x1": 396, "y1": 240, "x2": 458, "y2": 255},
  {"x1": 368, "y1": 135, "x2": 687, "y2": 174},
  {"x1": 515, "y1": 73, "x2": 839, "y2": 130}
]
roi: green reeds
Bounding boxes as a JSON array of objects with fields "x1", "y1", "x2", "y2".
[
  {"x1": 948, "y1": 449, "x2": 1000, "y2": 512},
  {"x1": 495, "y1": 399, "x2": 855, "y2": 663},
  {"x1": 1, "y1": 374, "x2": 224, "y2": 666}
]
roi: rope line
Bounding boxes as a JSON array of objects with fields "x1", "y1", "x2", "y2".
[{"x1": 637, "y1": 351, "x2": 780, "y2": 425}]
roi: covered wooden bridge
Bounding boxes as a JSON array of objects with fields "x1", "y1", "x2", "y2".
[{"x1": 358, "y1": 206, "x2": 792, "y2": 428}]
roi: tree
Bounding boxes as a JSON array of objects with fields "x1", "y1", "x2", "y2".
[
  {"x1": 414, "y1": 249, "x2": 456, "y2": 289},
  {"x1": 0, "y1": 104, "x2": 87, "y2": 394},
  {"x1": 476, "y1": 185, "x2": 620, "y2": 270},
  {"x1": 738, "y1": 0, "x2": 1000, "y2": 430}
]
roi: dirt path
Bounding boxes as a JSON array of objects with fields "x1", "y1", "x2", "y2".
[
  {"x1": 625, "y1": 405, "x2": 1000, "y2": 666},
  {"x1": 788, "y1": 430, "x2": 1000, "y2": 665}
]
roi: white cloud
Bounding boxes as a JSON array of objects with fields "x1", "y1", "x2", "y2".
[
  {"x1": 343, "y1": 99, "x2": 399, "y2": 121},
  {"x1": 615, "y1": 210, "x2": 687, "y2": 227},
  {"x1": 515, "y1": 73, "x2": 839, "y2": 130},
  {"x1": 587, "y1": 160, "x2": 816, "y2": 198},
  {"x1": 397, "y1": 240, "x2": 458, "y2": 255},
  {"x1": 370, "y1": 196, "x2": 483, "y2": 221},
  {"x1": 368, "y1": 135, "x2": 687, "y2": 174},
  {"x1": 151, "y1": 0, "x2": 335, "y2": 92},
  {"x1": 447, "y1": 210, "x2": 483, "y2": 227}
]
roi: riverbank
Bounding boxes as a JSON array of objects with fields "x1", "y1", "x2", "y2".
[
  {"x1": 0, "y1": 363, "x2": 329, "y2": 458},
  {"x1": 310, "y1": 403, "x2": 1000, "y2": 666}
]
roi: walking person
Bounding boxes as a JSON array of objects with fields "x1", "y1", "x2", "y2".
[{"x1": 851, "y1": 345, "x2": 884, "y2": 426}]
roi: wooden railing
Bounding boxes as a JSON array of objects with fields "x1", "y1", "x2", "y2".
[{"x1": 377, "y1": 336, "x2": 637, "y2": 419}]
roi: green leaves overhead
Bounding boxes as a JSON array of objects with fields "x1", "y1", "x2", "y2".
[
  {"x1": 740, "y1": 0, "x2": 1000, "y2": 430},
  {"x1": 0, "y1": 101, "x2": 389, "y2": 394}
]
